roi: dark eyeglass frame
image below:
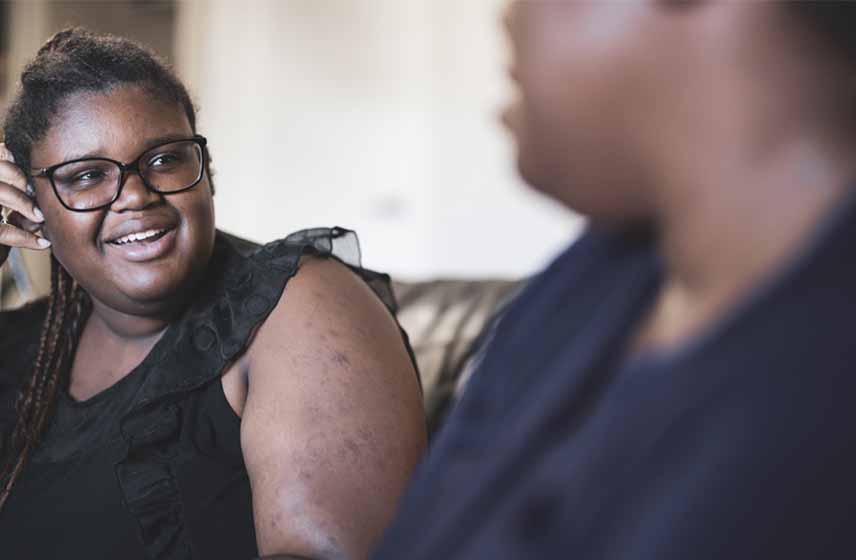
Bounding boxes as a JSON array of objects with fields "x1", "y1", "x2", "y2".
[{"x1": 30, "y1": 134, "x2": 208, "y2": 213}]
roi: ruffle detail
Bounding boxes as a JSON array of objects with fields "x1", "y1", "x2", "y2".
[{"x1": 114, "y1": 227, "x2": 388, "y2": 559}]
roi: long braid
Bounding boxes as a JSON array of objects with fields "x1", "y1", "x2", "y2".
[{"x1": 0, "y1": 259, "x2": 90, "y2": 511}]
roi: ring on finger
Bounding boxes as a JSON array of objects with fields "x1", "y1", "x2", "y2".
[{"x1": 0, "y1": 206, "x2": 7, "y2": 225}]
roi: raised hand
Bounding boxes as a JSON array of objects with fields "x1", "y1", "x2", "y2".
[{"x1": 0, "y1": 143, "x2": 49, "y2": 268}]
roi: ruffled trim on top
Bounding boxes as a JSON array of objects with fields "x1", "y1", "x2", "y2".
[{"x1": 115, "y1": 227, "x2": 390, "y2": 560}]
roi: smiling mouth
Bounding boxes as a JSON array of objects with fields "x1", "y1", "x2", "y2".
[{"x1": 108, "y1": 227, "x2": 171, "y2": 246}]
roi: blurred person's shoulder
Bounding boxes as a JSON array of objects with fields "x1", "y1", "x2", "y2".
[{"x1": 489, "y1": 226, "x2": 658, "y2": 341}]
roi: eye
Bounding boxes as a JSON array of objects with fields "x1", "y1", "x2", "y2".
[
  {"x1": 53, "y1": 160, "x2": 115, "y2": 191},
  {"x1": 147, "y1": 151, "x2": 182, "y2": 168},
  {"x1": 73, "y1": 170, "x2": 104, "y2": 183},
  {"x1": 63, "y1": 168, "x2": 108, "y2": 190}
]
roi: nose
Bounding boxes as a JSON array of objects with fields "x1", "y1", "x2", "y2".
[{"x1": 110, "y1": 170, "x2": 162, "y2": 212}]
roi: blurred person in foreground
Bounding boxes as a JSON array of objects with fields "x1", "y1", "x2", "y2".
[
  {"x1": 374, "y1": 2, "x2": 856, "y2": 558},
  {"x1": 0, "y1": 28, "x2": 426, "y2": 559}
]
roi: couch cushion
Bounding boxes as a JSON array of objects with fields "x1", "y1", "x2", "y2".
[{"x1": 393, "y1": 279, "x2": 521, "y2": 434}]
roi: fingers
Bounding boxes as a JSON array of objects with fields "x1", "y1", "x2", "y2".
[
  {"x1": 0, "y1": 144, "x2": 50, "y2": 252},
  {"x1": 0, "y1": 144, "x2": 27, "y2": 190},
  {"x1": 0, "y1": 223, "x2": 50, "y2": 250},
  {"x1": 5, "y1": 207, "x2": 51, "y2": 250},
  {"x1": 0, "y1": 183, "x2": 43, "y2": 224},
  {"x1": 0, "y1": 153, "x2": 27, "y2": 190},
  {"x1": 0, "y1": 143, "x2": 43, "y2": 224},
  {"x1": 6, "y1": 210, "x2": 42, "y2": 234}
]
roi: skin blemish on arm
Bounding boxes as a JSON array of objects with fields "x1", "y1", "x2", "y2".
[
  {"x1": 339, "y1": 437, "x2": 362, "y2": 467},
  {"x1": 330, "y1": 351, "x2": 351, "y2": 368}
]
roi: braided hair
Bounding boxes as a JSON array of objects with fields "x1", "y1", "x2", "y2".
[{"x1": 0, "y1": 27, "x2": 198, "y2": 511}]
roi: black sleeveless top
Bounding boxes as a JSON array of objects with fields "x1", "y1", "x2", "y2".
[{"x1": 0, "y1": 228, "x2": 405, "y2": 560}]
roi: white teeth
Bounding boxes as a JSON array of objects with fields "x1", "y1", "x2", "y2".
[{"x1": 112, "y1": 228, "x2": 166, "y2": 245}]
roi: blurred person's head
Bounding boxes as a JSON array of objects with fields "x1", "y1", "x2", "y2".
[{"x1": 503, "y1": 1, "x2": 856, "y2": 229}]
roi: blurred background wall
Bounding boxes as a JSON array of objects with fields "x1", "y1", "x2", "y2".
[{"x1": 0, "y1": 0, "x2": 580, "y2": 307}]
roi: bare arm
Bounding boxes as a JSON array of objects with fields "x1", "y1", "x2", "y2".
[{"x1": 241, "y1": 257, "x2": 426, "y2": 559}]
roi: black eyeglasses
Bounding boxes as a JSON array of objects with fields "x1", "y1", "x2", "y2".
[{"x1": 31, "y1": 135, "x2": 208, "y2": 212}]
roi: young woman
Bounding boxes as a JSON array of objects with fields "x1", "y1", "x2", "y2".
[{"x1": 0, "y1": 28, "x2": 426, "y2": 560}]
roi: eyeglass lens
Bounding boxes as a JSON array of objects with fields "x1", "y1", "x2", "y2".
[{"x1": 52, "y1": 140, "x2": 204, "y2": 211}]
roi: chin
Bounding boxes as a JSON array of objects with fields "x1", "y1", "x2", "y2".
[
  {"x1": 515, "y1": 151, "x2": 568, "y2": 205},
  {"x1": 106, "y1": 264, "x2": 196, "y2": 312}
]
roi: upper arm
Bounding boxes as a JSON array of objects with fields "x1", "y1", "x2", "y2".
[{"x1": 241, "y1": 257, "x2": 426, "y2": 559}]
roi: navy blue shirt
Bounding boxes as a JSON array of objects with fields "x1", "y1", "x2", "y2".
[{"x1": 375, "y1": 196, "x2": 856, "y2": 559}]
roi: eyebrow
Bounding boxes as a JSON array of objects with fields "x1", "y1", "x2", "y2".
[{"x1": 43, "y1": 133, "x2": 195, "y2": 168}]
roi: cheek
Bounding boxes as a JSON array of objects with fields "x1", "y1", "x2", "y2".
[
  {"x1": 181, "y1": 186, "x2": 215, "y2": 231},
  {"x1": 513, "y1": 65, "x2": 577, "y2": 190},
  {"x1": 172, "y1": 186, "x2": 216, "y2": 255},
  {"x1": 40, "y1": 200, "x2": 101, "y2": 249},
  {"x1": 44, "y1": 213, "x2": 105, "y2": 285}
]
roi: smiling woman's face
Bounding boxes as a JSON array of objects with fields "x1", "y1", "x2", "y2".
[{"x1": 30, "y1": 85, "x2": 216, "y2": 317}]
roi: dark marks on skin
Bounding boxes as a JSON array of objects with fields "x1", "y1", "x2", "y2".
[
  {"x1": 338, "y1": 437, "x2": 362, "y2": 466},
  {"x1": 330, "y1": 350, "x2": 351, "y2": 368},
  {"x1": 270, "y1": 510, "x2": 285, "y2": 530},
  {"x1": 353, "y1": 324, "x2": 370, "y2": 340}
]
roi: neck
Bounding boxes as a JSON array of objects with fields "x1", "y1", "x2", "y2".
[
  {"x1": 67, "y1": 298, "x2": 173, "y2": 402},
  {"x1": 626, "y1": 4, "x2": 856, "y2": 353},
  {"x1": 88, "y1": 298, "x2": 173, "y2": 342},
  {"x1": 633, "y1": 131, "x2": 856, "y2": 354}
]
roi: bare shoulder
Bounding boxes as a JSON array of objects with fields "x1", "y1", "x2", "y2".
[
  {"x1": 240, "y1": 255, "x2": 426, "y2": 557},
  {"x1": 247, "y1": 256, "x2": 416, "y2": 382}
]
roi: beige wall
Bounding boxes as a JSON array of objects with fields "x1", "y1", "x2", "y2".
[{"x1": 175, "y1": 0, "x2": 580, "y2": 279}]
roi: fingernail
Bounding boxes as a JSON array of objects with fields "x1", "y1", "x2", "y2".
[
  {"x1": 37, "y1": 238, "x2": 51, "y2": 248},
  {"x1": 33, "y1": 206, "x2": 44, "y2": 221}
]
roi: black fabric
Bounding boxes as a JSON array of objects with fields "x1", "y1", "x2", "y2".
[
  {"x1": 374, "y1": 193, "x2": 856, "y2": 559},
  {"x1": 0, "y1": 227, "x2": 403, "y2": 560},
  {"x1": 0, "y1": 298, "x2": 46, "y2": 452}
]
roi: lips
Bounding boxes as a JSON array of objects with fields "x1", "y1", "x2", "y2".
[
  {"x1": 103, "y1": 215, "x2": 177, "y2": 246},
  {"x1": 102, "y1": 214, "x2": 180, "y2": 263},
  {"x1": 111, "y1": 228, "x2": 169, "y2": 246}
]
